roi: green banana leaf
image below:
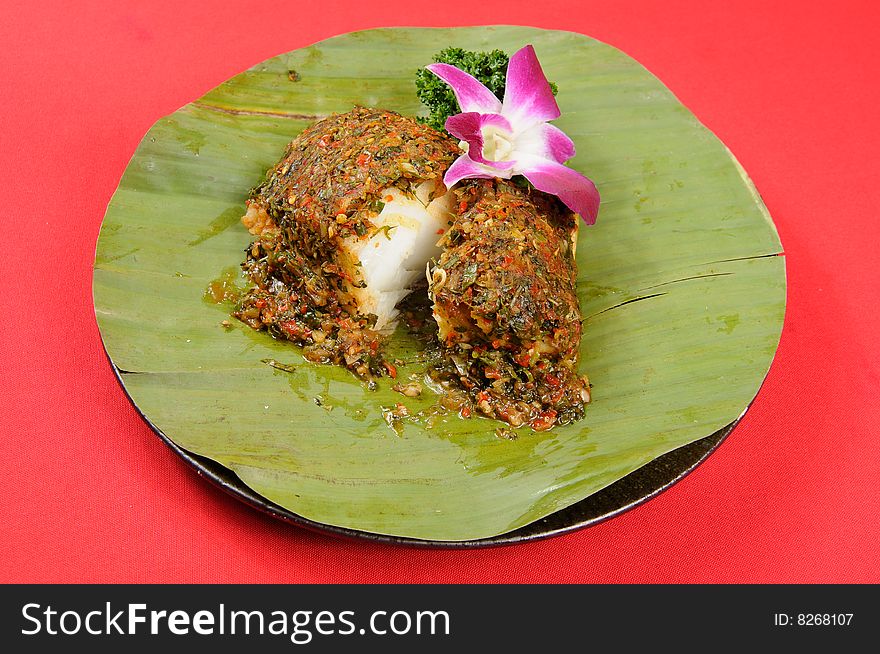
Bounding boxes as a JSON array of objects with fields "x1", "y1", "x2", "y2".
[{"x1": 93, "y1": 26, "x2": 785, "y2": 542}]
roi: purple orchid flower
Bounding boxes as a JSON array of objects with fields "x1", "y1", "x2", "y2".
[{"x1": 427, "y1": 45, "x2": 600, "y2": 224}]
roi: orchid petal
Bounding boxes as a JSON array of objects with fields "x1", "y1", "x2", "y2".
[
  {"x1": 517, "y1": 155, "x2": 600, "y2": 224},
  {"x1": 445, "y1": 112, "x2": 516, "y2": 169},
  {"x1": 502, "y1": 45, "x2": 561, "y2": 130},
  {"x1": 443, "y1": 153, "x2": 511, "y2": 188},
  {"x1": 426, "y1": 63, "x2": 503, "y2": 114},
  {"x1": 511, "y1": 122, "x2": 575, "y2": 163},
  {"x1": 445, "y1": 112, "x2": 511, "y2": 142}
]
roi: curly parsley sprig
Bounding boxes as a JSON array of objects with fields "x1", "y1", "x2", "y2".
[{"x1": 415, "y1": 47, "x2": 558, "y2": 132}]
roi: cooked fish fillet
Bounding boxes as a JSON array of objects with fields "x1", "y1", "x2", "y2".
[
  {"x1": 241, "y1": 107, "x2": 460, "y2": 332},
  {"x1": 235, "y1": 108, "x2": 590, "y2": 425},
  {"x1": 343, "y1": 181, "x2": 454, "y2": 330}
]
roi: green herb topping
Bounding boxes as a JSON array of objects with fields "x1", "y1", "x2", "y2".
[{"x1": 415, "y1": 47, "x2": 558, "y2": 132}]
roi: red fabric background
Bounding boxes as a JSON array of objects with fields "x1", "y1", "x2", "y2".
[{"x1": 1, "y1": 0, "x2": 878, "y2": 583}]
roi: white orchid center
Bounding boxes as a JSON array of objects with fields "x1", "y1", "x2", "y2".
[{"x1": 480, "y1": 125, "x2": 515, "y2": 162}]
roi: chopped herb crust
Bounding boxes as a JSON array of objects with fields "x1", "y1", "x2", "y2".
[{"x1": 430, "y1": 178, "x2": 591, "y2": 430}]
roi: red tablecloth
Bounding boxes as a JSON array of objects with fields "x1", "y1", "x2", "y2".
[{"x1": 2, "y1": 0, "x2": 878, "y2": 583}]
